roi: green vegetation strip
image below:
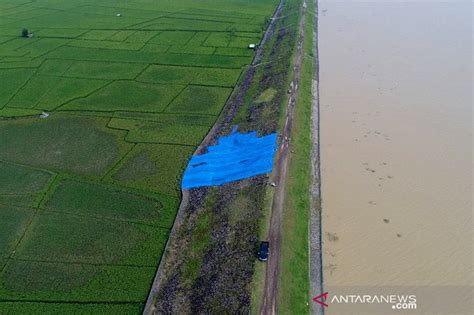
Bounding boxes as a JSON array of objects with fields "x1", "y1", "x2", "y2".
[{"x1": 279, "y1": 0, "x2": 314, "y2": 313}]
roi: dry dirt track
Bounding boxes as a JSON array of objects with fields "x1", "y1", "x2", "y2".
[{"x1": 259, "y1": 0, "x2": 308, "y2": 314}]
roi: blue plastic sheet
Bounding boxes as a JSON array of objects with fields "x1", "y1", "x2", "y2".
[{"x1": 182, "y1": 130, "x2": 277, "y2": 189}]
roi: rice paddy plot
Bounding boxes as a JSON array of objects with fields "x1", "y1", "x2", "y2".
[
  {"x1": 45, "y1": 45, "x2": 251, "y2": 68},
  {"x1": 0, "y1": 109, "x2": 42, "y2": 119},
  {"x1": 0, "y1": 0, "x2": 278, "y2": 311},
  {"x1": 167, "y1": 45, "x2": 216, "y2": 55},
  {"x1": 0, "y1": 161, "x2": 52, "y2": 195},
  {"x1": 43, "y1": 179, "x2": 164, "y2": 225},
  {"x1": 137, "y1": 65, "x2": 197, "y2": 84},
  {"x1": 215, "y1": 47, "x2": 254, "y2": 57},
  {"x1": 108, "y1": 31, "x2": 136, "y2": 42},
  {"x1": 15, "y1": 11, "x2": 145, "y2": 30},
  {"x1": 0, "y1": 302, "x2": 144, "y2": 315},
  {"x1": 108, "y1": 117, "x2": 211, "y2": 145},
  {"x1": 0, "y1": 68, "x2": 35, "y2": 107},
  {"x1": 142, "y1": 19, "x2": 232, "y2": 32},
  {"x1": 140, "y1": 43, "x2": 169, "y2": 53},
  {"x1": 1, "y1": 8, "x2": 54, "y2": 22},
  {"x1": 125, "y1": 30, "x2": 159, "y2": 43},
  {"x1": 0, "y1": 260, "x2": 157, "y2": 301},
  {"x1": 0, "y1": 116, "x2": 130, "y2": 176},
  {"x1": 192, "y1": 67, "x2": 242, "y2": 86},
  {"x1": 63, "y1": 60, "x2": 147, "y2": 80},
  {"x1": 204, "y1": 32, "x2": 232, "y2": 47},
  {"x1": 113, "y1": 112, "x2": 216, "y2": 126},
  {"x1": 35, "y1": 28, "x2": 87, "y2": 38},
  {"x1": 165, "y1": 85, "x2": 232, "y2": 115},
  {"x1": 148, "y1": 31, "x2": 195, "y2": 46},
  {"x1": 7, "y1": 75, "x2": 110, "y2": 110},
  {"x1": 37, "y1": 58, "x2": 73, "y2": 75},
  {"x1": 0, "y1": 38, "x2": 40, "y2": 57},
  {"x1": 229, "y1": 36, "x2": 260, "y2": 48},
  {"x1": 0, "y1": 195, "x2": 38, "y2": 208},
  {"x1": 138, "y1": 64, "x2": 241, "y2": 87},
  {"x1": 16, "y1": 38, "x2": 70, "y2": 58},
  {"x1": 79, "y1": 30, "x2": 124, "y2": 41},
  {"x1": 0, "y1": 205, "x2": 35, "y2": 258},
  {"x1": 74, "y1": 5, "x2": 167, "y2": 20},
  {"x1": 109, "y1": 144, "x2": 195, "y2": 197},
  {"x1": 67, "y1": 39, "x2": 146, "y2": 51},
  {"x1": 13, "y1": 212, "x2": 168, "y2": 265},
  {"x1": 186, "y1": 32, "x2": 211, "y2": 46},
  {"x1": 61, "y1": 81, "x2": 184, "y2": 112}
]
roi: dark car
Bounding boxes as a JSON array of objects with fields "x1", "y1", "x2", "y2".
[{"x1": 258, "y1": 241, "x2": 269, "y2": 262}]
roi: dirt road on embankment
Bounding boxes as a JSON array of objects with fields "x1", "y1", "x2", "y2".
[{"x1": 260, "y1": 0, "x2": 308, "y2": 314}]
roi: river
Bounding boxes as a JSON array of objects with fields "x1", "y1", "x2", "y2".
[{"x1": 318, "y1": 0, "x2": 472, "y2": 313}]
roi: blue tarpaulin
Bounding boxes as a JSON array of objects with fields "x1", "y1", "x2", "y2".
[{"x1": 182, "y1": 130, "x2": 277, "y2": 189}]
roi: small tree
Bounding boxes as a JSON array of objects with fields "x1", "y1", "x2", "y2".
[{"x1": 21, "y1": 28, "x2": 29, "y2": 38}]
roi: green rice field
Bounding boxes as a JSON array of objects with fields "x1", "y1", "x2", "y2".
[{"x1": 0, "y1": 0, "x2": 277, "y2": 312}]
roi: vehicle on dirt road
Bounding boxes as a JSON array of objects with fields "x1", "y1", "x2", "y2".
[{"x1": 258, "y1": 241, "x2": 269, "y2": 262}]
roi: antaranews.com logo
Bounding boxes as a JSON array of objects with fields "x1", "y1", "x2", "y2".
[{"x1": 313, "y1": 292, "x2": 417, "y2": 310}]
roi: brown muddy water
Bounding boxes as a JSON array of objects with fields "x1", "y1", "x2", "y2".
[{"x1": 319, "y1": 0, "x2": 472, "y2": 313}]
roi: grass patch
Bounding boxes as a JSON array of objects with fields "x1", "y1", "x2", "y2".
[
  {"x1": 255, "y1": 87, "x2": 277, "y2": 103},
  {"x1": 182, "y1": 211, "x2": 211, "y2": 286}
]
